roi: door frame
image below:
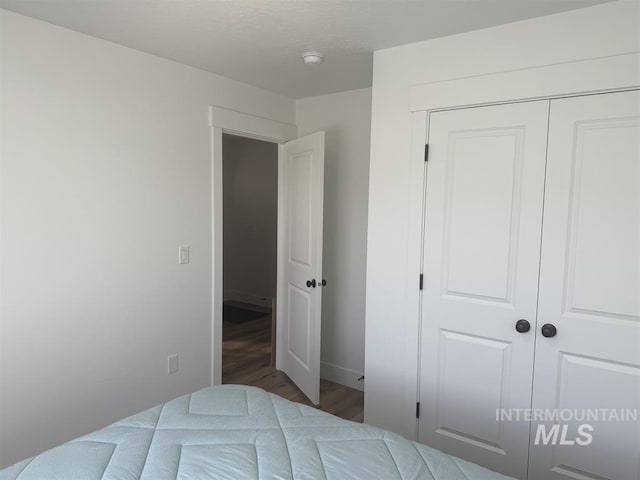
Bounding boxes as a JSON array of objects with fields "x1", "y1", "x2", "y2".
[
  {"x1": 405, "y1": 52, "x2": 640, "y2": 440},
  {"x1": 208, "y1": 106, "x2": 297, "y2": 385}
]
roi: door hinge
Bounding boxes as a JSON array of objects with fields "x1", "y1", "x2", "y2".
[
  {"x1": 416, "y1": 402, "x2": 421, "y2": 419},
  {"x1": 419, "y1": 274, "x2": 424, "y2": 290},
  {"x1": 424, "y1": 144, "x2": 429, "y2": 162}
]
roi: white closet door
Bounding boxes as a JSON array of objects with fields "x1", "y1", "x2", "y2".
[
  {"x1": 528, "y1": 91, "x2": 640, "y2": 480},
  {"x1": 419, "y1": 101, "x2": 549, "y2": 478}
]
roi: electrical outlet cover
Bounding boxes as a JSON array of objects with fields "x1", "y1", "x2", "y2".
[{"x1": 178, "y1": 246, "x2": 190, "y2": 264}]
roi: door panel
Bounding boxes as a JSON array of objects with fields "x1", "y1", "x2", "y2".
[
  {"x1": 419, "y1": 101, "x2": 550, "y2": 479},
  {"x1": 529, "y1": 91, "x2": 640, "y2": 480},
  {"x1": 288, "y1": 284, "x2": 311, "y2": 367},
  {"x1": 565, "y1": 116, "x2": 639, "y2": 319},
  {"x1": 288, "y1": 153, "x2": 313, "y2": 266},
  {"x1": 436, "y1": 330, "x2": 511, "y2": 454},
  {"x1": 443, "y1": 128, "x2": 525, "y2": 302},
  {"x1": 279, "y1": 131, "x2": 325, "y2": 405}
]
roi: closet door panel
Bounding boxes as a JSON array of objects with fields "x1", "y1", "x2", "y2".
[
  {"x1": 529, "y1": 90, "x2": 640, "y2": 480},
  {"x1": 419, "y1": 100, "x2": 550, "y2": 479}
]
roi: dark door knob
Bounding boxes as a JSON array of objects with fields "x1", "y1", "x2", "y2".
[
  {"x1": 306, "y1": 279, "x2": 317, "y2": 288},
  {"x1": 320, "y1": 279, "x2": 327, "y2": 286},
  {"x1": 541, "y1": 323, "x2": 557, "y2": 338},
  {"x1": 515, "y1": 319, "x2": 531, "y2": 333}
]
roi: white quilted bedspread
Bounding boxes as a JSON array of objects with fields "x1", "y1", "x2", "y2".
[{"x1": 1, "y1": 385, "x2": 514, "y2": 479}]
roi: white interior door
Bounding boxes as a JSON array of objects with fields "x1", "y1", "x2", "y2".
[
  {"x1": 418, "y1": 101, "x2": 550, "y2": 478},
  {"x1": 528, "y1": 91, "x2": 640, "y2": 480},
  {"x1": 277, "y1": 131, "x2": 325, "y2": 405}
]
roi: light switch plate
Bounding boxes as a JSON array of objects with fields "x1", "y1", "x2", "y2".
[
  {"x1": 167, "y1": 354, "x2": 179, "y2": 374},
  {"x1": 178, "y1": 245, "x2": 190, "y2": 264}
]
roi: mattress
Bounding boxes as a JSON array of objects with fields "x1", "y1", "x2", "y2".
[{"x1": 1, "y1": 385, "x2": 513, "y2": 480}]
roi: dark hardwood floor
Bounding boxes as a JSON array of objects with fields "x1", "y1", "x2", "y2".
[{"x1": 222, "y1": 306, "x2": 364, "y2": 423}]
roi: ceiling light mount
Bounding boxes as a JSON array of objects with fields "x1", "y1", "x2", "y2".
[{"x1": 302, "y1": 52, "x2": 324, "y2": 65}]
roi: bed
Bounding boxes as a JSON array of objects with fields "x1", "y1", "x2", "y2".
[{"x1": 1, "y1": 385, "x2": 513, "y2": 480}]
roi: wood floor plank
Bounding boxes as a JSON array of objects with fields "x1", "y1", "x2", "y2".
[{"x1": 222, "y1": 312, "x2": 364, "y2": 423}]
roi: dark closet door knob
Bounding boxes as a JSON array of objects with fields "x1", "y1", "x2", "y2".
[
  {"x1": 306, "y1": 279, "x2": 317, "y2": 288},
  {"x1": 320, "y1": 279, "x2": 327, "y2": 287},
  {"x1": 541, "y1": 323, "x2": 557, "y2": 338},
  {"x1": 515, "y1": 319, "x2": 531, "y2": 333}
]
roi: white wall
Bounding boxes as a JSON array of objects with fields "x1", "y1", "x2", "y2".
[
  {"x1": 223, "y1": 136, "x2": 278, "y2": 307},
  {"x1": 296, "y1": 88, "x2": 372, "y2": 391},
  {"x1": 0, "y1": 10, "x2": 294, "y2": 468},
  {"x1": 365, "y1": 1, "x2": 640, "y2": 438}
]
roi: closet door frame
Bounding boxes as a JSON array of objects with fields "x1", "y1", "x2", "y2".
[{"x1": 403, "y1": 52, "x2": 640, "y2": 441}]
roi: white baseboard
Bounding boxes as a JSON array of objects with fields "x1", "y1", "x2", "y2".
[
  {"x1": 320, "y1": 361, "x2": 364, "y2": 392},
  {"x1": 224, "y1": 290, "x2": 273, "y2": 308}
]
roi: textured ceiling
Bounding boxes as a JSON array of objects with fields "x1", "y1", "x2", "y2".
[{"x1": 0, "y1": 0, "x2": 605, "y2": 98}]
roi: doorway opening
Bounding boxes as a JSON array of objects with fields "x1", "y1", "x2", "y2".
[
  {"x1": 218, "y1": 132, "x2": 363, "y2": 420},
  {"x1": 221, "y1": 133, "x2": 279, "y2": 385},
  {"x1": 211, "y1": 109, "x2": 361, "y2": 417}
]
